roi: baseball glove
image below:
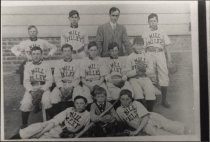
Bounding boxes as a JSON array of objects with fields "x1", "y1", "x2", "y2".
[
  {"x1": 136, "y1": 59, "x2": 147, "y2": 73},
  {"x1": 111, "y1": 74, "x2": 125, "y2": 88},
  {"x1": 31, "y1": 89, "x2": 44, "y2": 113},
  {"x1": 168, "y1": 62, "x2": 177, "y2": 74}
]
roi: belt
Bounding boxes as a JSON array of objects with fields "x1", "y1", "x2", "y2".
[
  {"x1": 146, "y1": 47, "x2": 164, "y2": 52},
  {"x1": 72, "y1": 46, "x2": 84, "y2": 54}
]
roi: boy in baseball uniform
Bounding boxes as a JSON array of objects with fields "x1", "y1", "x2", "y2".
[
  {"x1": 89, "y1": 86, "x2": 119, "y2": 137},
  {"x1": 80, "y1": 41, "x2": 111, "y2": 101},
  {"x1": 11, "y1": 96, "x2": 90, "y2": 139},
  {"x1": 20, "y1": 46, "x2": 53, "y2": 129},
  {"x1": 125, "y1": 37, "x2": 156, "y2": 111},
  {"x1": 143, "y1": 13, "x2": 172, "y2": 108},
  {"x1": 105, "y1": 42, "x2": 134, "y2": 107},
  {"x1": 116, "y1": 89, "x2": 185, "y2": 136},
  {"x1": 61, "y1": 10, "x2": 89, "y2": 59},
  {"x1": 11, "y1": 25, "x2": 57, "y2": 84},
  {"x1": 51, "y1": 44, "x2": 92, "y2": 116}
]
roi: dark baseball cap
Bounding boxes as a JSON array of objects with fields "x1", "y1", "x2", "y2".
[{"x1": 69, "y1": 10, "x2": 79, "y2": 17}]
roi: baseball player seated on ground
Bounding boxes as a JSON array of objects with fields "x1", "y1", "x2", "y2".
[
  {"x1": 61, "y1": 10, "x2": 89, "y2": 59},
  {"x1": 104, "y1": 42, "x2": 134, "y2": 108},
  {"x1": 50, "y1": 44, "x2": 92, "y2": 117},
  {"x1": 80, "y1": 41, "x2": 111, "y2": 101},
  {"x1": 116, "y1": 89, "x2": 186, "y2": 136},
  {"x1": 89, "y1": 86, "x2": 120, "y2": 137},
  {"x1": 143, "y1": 13, "x2": 172, "y2": 108},
  {"x1": 125, "y1": 37, "x2": 156, "y2": 111},
  {"x1": 11, "y1": 25, "x2": 57, "y2": 85},
  {"x1": 20, "y1": 46, "x2": 54, "y2": 129},
  {"x1": 10, "y1": 96, "x2": 90, "y2": 139}
]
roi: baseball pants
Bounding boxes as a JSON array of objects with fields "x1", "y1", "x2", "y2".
[
  {"x1": 20, "y1": 90, "x2": 52, "y2": 112},
  {"x1": 142, "y1": 112, "x2": 185, "y2": 135},
  {"x1": 147, "y1": 52, "x2": 169, "y2": 86},
  {"x1": 129, "y1": 77, "x2": 156, "y2": 100}
]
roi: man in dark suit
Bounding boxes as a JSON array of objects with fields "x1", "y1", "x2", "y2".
[{"x1": 96, "y1": 7, "x2": 132, "y2": 57}]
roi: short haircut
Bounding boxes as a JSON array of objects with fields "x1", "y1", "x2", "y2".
[
  {"x1": 148, "y1": 13, "x2": 158, "y2": 21},
  {"x1": 61, "y1": 44, "x2": 73, "y2": 52},
  {"x1": 74, "y1": 95, "x2": 87, "y2": 104},
  {"x1": 88, "y1": 41, "x2": 97, "y2": 50},
  {"x1": 69, "y1": 10, "x2": 79, "y2": 17},
  {"x1": 133, "y1": 36, "x2": 144, "y2": 45},
  {"x1": 109, "y1": 7, "x2": 120, "y2": 15},
  {"x1": 31, "y1": 46, "x2": 43, "y2": 54},
  {"x1": 92, "y1": 85, "x2": 107, "y2": 97},
  {"x1": 108, "y1": 42, "x2": 119, "y2": 51},
  {"x1": 119, "y1": 89, "x2": 133, "y2": 100},
  {"x1": 28, "y1": 25, "x2": 37, "y2": 31}
]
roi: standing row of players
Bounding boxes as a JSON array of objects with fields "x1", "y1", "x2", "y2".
[{"x1": 10, "y1": 8, "x2": 174, "y2": 135}]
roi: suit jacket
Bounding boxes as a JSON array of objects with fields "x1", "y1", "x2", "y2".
[{"x1": 96, "y1": 22, "x2": 132, "y2": 57}]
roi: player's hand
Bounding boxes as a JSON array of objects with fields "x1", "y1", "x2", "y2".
[
  {"x1": 122, "y1": 75, "x2": 127, "y2": 81},
  {"x1": 129, "y1": 130, "x2": 138, "y2": 136}
]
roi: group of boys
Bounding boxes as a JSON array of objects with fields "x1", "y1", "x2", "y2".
[{"x1": 10, "y1": 8, "x2": 184, "y2": 139}]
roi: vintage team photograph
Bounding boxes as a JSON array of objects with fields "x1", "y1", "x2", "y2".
[{"x1": 1, "y1": 1, "x2": 200, "y2": 141}]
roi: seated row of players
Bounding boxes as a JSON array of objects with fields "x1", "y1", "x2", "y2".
[
  {"x1": 20, "y1": 37, "x2": 159, "y2": 130},
  {"x1": 12, "y1": 88, "x2": 185, "y2": 139}
]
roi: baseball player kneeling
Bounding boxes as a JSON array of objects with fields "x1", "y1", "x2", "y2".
[
  {"x1": 125, "y1": 37, "x2": 156, "y2": 111},
  {"x1": 80, "y1": 41, "x2": 111, "y2": 102},
  {"x1": 20, "y1": 46, "x2": 53, "y2": 129},
  {"x1": 117, "y1": 89, "x2": 186, "y2": 136},
  {"x1": 10, "y1": 96, "x2": 90, "y2": 139}
]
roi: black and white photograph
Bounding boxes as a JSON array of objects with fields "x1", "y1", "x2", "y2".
[{"x1": 1, "y1": 1, "x2": 201, "y2": 141}]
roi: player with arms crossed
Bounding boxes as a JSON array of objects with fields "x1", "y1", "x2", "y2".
[
  {"x1": 61, "y1": 10, "x2": 89, "y2": 59},
  {"x1": 20, "y1": 46, "x2": 53, "y2": 129},
  {"x1": 105, "y1": 42, "x2": 134, "y2": 107},
  {"x1": 143, "y1": 13, "x2": 172, "y2": 108},
  {"x1": 80, "y1": 41, "x2": 111, "y2": 101},
  {"x1": 11, "y1": 25, "x2": 57, "y2": 85},
  {"x1": 116, "y1": 89, "x2": 185, "y2": 136},
  {"x1": 125, "y1": 37, "x2": 156, "y2": 111},
  {"x1": 11, "y1": 96, "x2": 90, "y2": 139}
]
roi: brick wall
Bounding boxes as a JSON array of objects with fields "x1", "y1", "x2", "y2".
[{"x1": 2, "y1": 35, "x2": 191, "y2": 73}]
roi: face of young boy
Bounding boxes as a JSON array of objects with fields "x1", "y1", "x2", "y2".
[
  {"x1": 28, "y1": 27, "x2": 38, "y2": 39},
  {"x1": 63, "y1": 47, "x2": 72, "y2": 60},
  {"x1": 88, "y1": 46, "x2": 98, "y2": 59},
  {"x1": 148, "y1": 17, "x2": 158, "y2": 30},
  {"x1": 133, "y1": 43, "x2": 145, "y2": 54},
  {"x1": 120, "y1": 94, "x2": 132, "y2": 107},
  {"x1": 31, "y1": 50, "x2": 42, "y2": 63},
  {"x1": 74, "y1": 98, "x2": 86, "y2": 112},
  {"x1": 109, "y1": 46, "x2": 119, "y2": 59},
  {"x1": 95, "y1": 93, "x2": 106, "y2": 104},
  {"x1": 69, "y1": 14, "x2": 80, "y2": 27}
]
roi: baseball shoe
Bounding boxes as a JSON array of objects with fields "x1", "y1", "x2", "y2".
[{"x1": 161, "y1": 100, "x2": 171, "y2": 108}]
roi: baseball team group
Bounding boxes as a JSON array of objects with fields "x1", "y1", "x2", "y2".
[{"x1": 9, "y1": 7, "x2": 187, "y2": 139}]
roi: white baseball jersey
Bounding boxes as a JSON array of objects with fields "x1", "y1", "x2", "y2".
[
  {"x1": 54, "y1": 59, "x2": 80, "y2": 89},
  {"x1": 24, "y1": 61, "x2": 53, "y2": 92},
  {"x1": 143, "y1": 29, "x2": 171, "y2": 49},
  {"x1": 61, "y1": 27, "x2": 88, "y2": 51},
  {"x1": 116, "y1": 101, "x2": 148, "y2": 130},
  {"x1": 80, "y1": 57, "x2": 107, "y2": 82},
  {"x1": 11, "y1": 39, "x2": 57, "y2": 60},
  {"x1": 51, "y1": 107, "x2": 90, "y2": 133},
  {"x1": 126, "y1": 52, "x2": 154, "y2": 76}
]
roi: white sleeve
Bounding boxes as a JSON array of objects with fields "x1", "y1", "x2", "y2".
[
  {"x1": 60, "y1": 30, "x2": 66, "y2": 47},
  {"x1": 43, "y1": 40, "x2": 57, "y2": 56},
  {"x1": 41, "y1": 62, "x2": 53, "y2": 91},
  {"x1": 54, "y1": 63, "x2": 63, "y2": 89},
  {"x1": 116, "y1": 108, "x2": 125, "y2": 121},
  {"x1": 163, "y1": 32, "x2": 171, "y2": 45},
  {"x1": 50, "y1": 108, "x2": 69, "y2": 125},
  {"x1": 23, "y1": 63, "x2": 34, "y2": 91},
  {"x1": 11, "y1": 41, "x2": 25, "y2": 57}
]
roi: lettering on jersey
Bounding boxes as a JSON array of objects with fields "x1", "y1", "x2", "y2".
[
  {"x1": 64, "y1": 111, "x2": 82, "y2": 129},
  {"x1": 146, "y1": 32, "x2": 164, "y2": 46},
  {"x1": 85, "y1": 64, "x2": 100, "y2": 81},
  {"x1": 124, "y1": 105, "x2": 139, "y2": 122},
  {"x1": 60, "y1": 65, "x2": 75, "y2": 81},
  {"x1": 65, "y1": 30, "x2": 82, "y2": 43},
  {"x1": 30, "y1": 67, "x2": 46, "y2": 85},
  {"x1": 110, "y1": 60, "x2": 122, "y2": 74},
  {"x1": 131, "y1": 56, "x2": 146, "y2": 70}
]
